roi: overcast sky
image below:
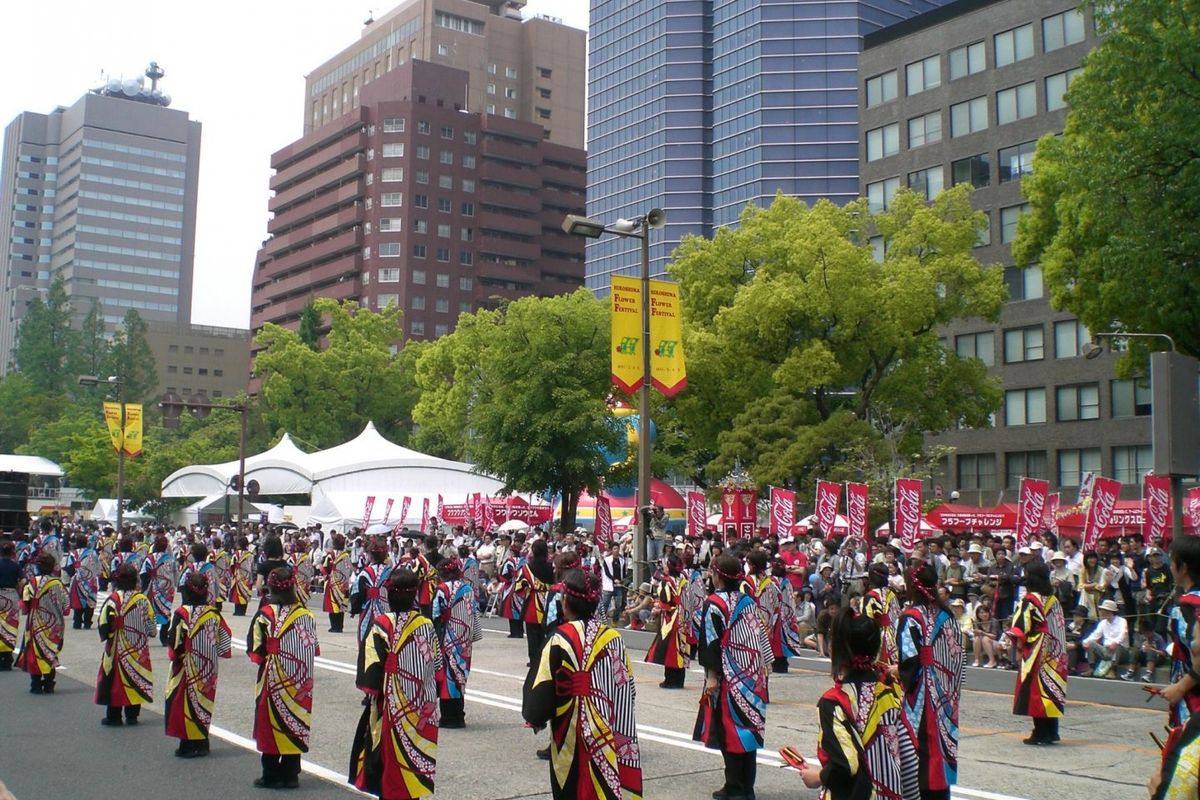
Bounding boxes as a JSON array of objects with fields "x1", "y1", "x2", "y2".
[{"x1": 0, "y1": 1, "x2": 589, "y2": 329}]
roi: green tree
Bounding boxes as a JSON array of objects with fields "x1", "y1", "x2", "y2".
[
  {"x1": 668, "y1": 186, "x2": 1005, "y2": 497},
  {"x1": 298, "y1": 297, "x2": 322, "y2": 351},
  {"x1": 18, "y1": 404, "x2": 116, "y2": 498},
  {"x1": 103, "y1": 310, "x2": 158, "y2": 403},
  {"x1": 0, "y1": 374, "x2": 69, "y2": 453},
  {"x1": 13, "y1": 275, "x2": 75, "y2": 393},
  {"x1": 254, "y1": 299, "x2": 417, "y2": 447},
  {"x1": 412, "y1": 290, "x2": 618, "y2": 531},
  {"x1": 1014, "y1": 0, "x2": 1200, "y2": 357},
  {"x1": 69, "y1": 299, "x2": 111, "y2": 384}
]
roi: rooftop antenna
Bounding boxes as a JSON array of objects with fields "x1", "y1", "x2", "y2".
[
  {"x1": 145, "y1": 61, "x2": 165, "y2": 91},
  {"x1": 364, "y1": 8, "x2": 375, "y2": 25}
]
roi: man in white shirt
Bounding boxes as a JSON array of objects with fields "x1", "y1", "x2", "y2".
[
  {"x1": 475, "y1": 533, "x2": 497, "y2": 580},
  {"x1": 1082, "y1": 599, "x2": 1129, "y2": 677},
  {"x1": 1061, "y1": 536, "x2": 1083, "y2": 576},
  {"x1": 599, "y1": 541, "x2": 626, "y2": 623}
]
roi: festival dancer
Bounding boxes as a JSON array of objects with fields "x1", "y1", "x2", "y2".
[
  {"x1": 517, "y1": 539, "x2": 554, "y2": 665},
  {"x1": 864, "y1": 562, "x2": 902, "y2": 669},
  {"x1": 229, "y1": 536, "x2": 254, "y2": 616},
  {"x1": 95, "y1": 563, "x2": 156, "y2": 726},
  {"x1": 772, "y1": 558, "x2": 803, "y2": 669},
  {"x1": 179, "y1": 542, "x2": 217, "y2": 605},
  {"x1": 97, "y1": 527, "x2": 116, "y2": 591},
  {"x1": 0, "y1": 541, "x2": 19, "y2": 671},
  {"x1": 141, "y1": 534, "x2": 178, "y2": 646},
  {"x1": 792, "y1": 607, "x2": 919, "y2": 799},
  {"x1": 350, "y1": 568, "x2": 442, "y2": 799},
  {"x1": 32, "y1": 518, "x2": 62, "y2": 574},
  {"x1": 165, "y1": 571, "x2": 232, "y2": 758},
  {"x1": 1007, "y1": 560, "x2": 1067, "y2": 746},
  {"x1": 646, "y1": 554, "x2": 691, "y2": 688},
  {"x1": 111, "y1": 536, "x2": 144, "y2": 575},
  {"x1": 525, "y1": 569, "x2": 643, "y2": 800},
  {"x1": 432, "y1": 557, "x2": 479, "y2": 729},
  {"x1": 352, "y1": 539, "x2": 395, "y2": 646},
  {"x1": 898, "y1": 562, "x2": 965, "y2": 800},
  {"x1": 743, "y1": 550, "x2": 787, "y2": 677},
  {"x1": 64, "y1": 533, "x2": 100, "y2": 630},
  {"x1": 16, "y1": 553, "x2": 68, "y2": 694},
  {"x1": 291, "y1": 538, "x2": 316, "y2": 607},
  {"x1": 248, "y1": 567, "x2": 320, "y2": 789},
  {"x1": 694, "y1": 554, "x2": 772, "y2": 800},
  {"x1": 208, "y1": 535, "x2": 232, "y2": 609},
  {"x1": 322, "y1": 533, "x2": 352, "y2": 633},
  {"x1": 498, "y1": 533, "x2": 525, "y2": 637},
  {"x1": 416, "y1": 534, "x2": 443, "y2": 618}
]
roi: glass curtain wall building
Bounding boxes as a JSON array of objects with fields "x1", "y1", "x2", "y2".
[{"x1": 586, "y1": 0, "x2": 948, "y2": 292}]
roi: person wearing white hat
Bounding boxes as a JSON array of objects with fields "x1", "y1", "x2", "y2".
[
  {"x1": 1081, "y1": 599, "x2": 1128, "y2": 677},
  {"x1": 1048, "y1": 551, "x2": 1075, "y2": 609}
]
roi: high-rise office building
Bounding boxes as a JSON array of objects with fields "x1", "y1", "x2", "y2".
[
  {"x1": 858, "y1": 0, "x2": 1147, "y2": 501},
  {"x1": 304, "y1": 0, "x2": 585, "y2": 148},
  {"x1": 585, "y1": 0, "x2": 951, "y2": 292},
  {"x1": 0, "y1": 65, "x2": 202, "y2": 369}
]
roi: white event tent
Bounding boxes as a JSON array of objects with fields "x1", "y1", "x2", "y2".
[{"x1": 160, "y1": 434, "x2": 315, "y2": 498}]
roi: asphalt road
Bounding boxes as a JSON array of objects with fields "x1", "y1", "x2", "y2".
[{"x1": 0, "y1": 601, "x2": 1163, "y2": 800}]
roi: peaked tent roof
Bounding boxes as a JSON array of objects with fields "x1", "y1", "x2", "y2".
[
  {"x1": 160, "y1": 433, "x2": 315, "y2": 497},
  {"x1": 0, "y1": 454, "x2": 64, "y2": 477},
  {"x1": 309, "y1": 422, "x2": 493, "y2": 483}
]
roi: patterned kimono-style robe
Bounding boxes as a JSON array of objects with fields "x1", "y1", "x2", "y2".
[
  {"x1": 141, "y1": 550, "x2": 179, "y2": 626},
  {"x1": 498, "y1": 553, "x2": 525, "y2": 620},
  {"x1": 746, "y1": 573, "x2": 789, "y2": 664},
  {"x1": 352, "y1": 563, "x2": 395, "y2": 644},
  {"x1": 646, "y1": 573, "x2": 690, "y2": 669},
  {"x1": 516, "y1": 560, "x2": 550, "y2": 625},
  {"x1": 693, "y1": 590, "x2": 772, "y2": 754},
  {"x1": 248, "y1": 603, "x2": 320, "y2": 754},
  {"x1": 898, "y1": 603, "x2": 965, "y2": 796},
  {"x1": 350, "y1": 610, "x2": 441, "y2": 799},
  {"x1": 178, "y1": 560, "x2": 217, "y2": 605},
  {"x1": 1008, "y1": 591, "x2": 1067, "y2": 719},
  {"x1": 322, "y1": 549, "x2": 352, "y2": 613},
  {"x1": 864, "y1": 585, "x2": 902, "y2": 667},
  {"x1": 165, "y1": 603, "x2": 232, "y2": 740},
  {"x1": 815, "y1": 670, "x2": 919, "y2": 800},
  {"x1": 291, "y1": 551, "x2": 316, "y2": 607},
  {"x1": 94, "y1": 589, "x2": 156, "y2": 708},
  {"x1": 229, "y1": 548, "x2": 255, "y2": 607},
  {"x1": 0, "y1": 558, "x2": 20, "y2": 656},
  {"x1": 433, "y1": 579, "x2": 480, "y2": 700},
  {"x1": 526, "y1": 618, "x2": 643, "y2": 800},
  {"x1": 16, "y1": 573, "x2": 68, "y2": 675},
  {"x1": 1167, "y1": 589, "x2": 1200, "y2": 727},
  {"x1": 65, "y1": 546, "x2": 100, "y2": 611},
  {"x1": 776, "y1": 576, "x2": 804, "y2": 658}
]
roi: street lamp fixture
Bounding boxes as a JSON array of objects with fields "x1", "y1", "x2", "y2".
[
  {"x1": 563, "y1": 207, "x2": 666, "y2": 588},
  {"x1": 78, "y1": 374, "x2": 127, "y2": 532},
  {"x1": 1083, "y1": 331, "x2": 1177, "y2": 359}
]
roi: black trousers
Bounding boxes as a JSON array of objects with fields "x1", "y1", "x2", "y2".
[
  {"x1": 662, "y1": 667, "x2": 686, "y2": 687},
  {"x1": 72, "y1": 607, "x2": 95, "y2": 628},
  {"x1": 176, "y1": 734, "x2": 210, "y2": 754},
  {"x1": 29, "y1": 668, "x2": 55, "y2": 692},
  {"x1": 107, "y1": 704, "x2": 140, "y2": 723},
  {"x1": 721, "y1": 751, "x2": 757, "y2": 798},
  {"x1": 1032, "y1": 717, "x2": 1059, "y2": 742},
  {"x1": 526, "y1": 621, "x2": 545, "y2": 664},
  {"x1": 160, "y1": 623, "x2": 170, "y2": 647},
  {"x1": 440, "y1": 697, "x2": 466, "y2": 725},
  {"x1": 233, "y1": 603, "x2": 248, "y2": 617},
  {"x1": 328, "y1": 612, "x2": 344, "y2": 632},
  {"x1": 509, "y1": 619, "x2": 524, "y2": 637},
  {"x1": 772, "y1": 656, "x2": 790, "y2": 674},
  {"x1": 0, "y1": 652, "x2": 12, "y2": 670},
  {"x1": 261, "y1": 753, "x2": 301, "y2": 784}
]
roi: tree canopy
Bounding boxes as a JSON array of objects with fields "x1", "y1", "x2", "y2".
[
  {"x1": 1014, "y1": 0, "x2": 1200, "y2": 357},
  {"x1": 667, "y1": 186, "x2": 1005, "y2": 495}
]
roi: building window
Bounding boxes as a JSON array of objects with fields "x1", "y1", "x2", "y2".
[
  {"x1": 436, "y1": 247, "x2": 450, "y2": 262},
  {"x1": 440, "y1": 126, "x2": 454, "y2": 140},
  {"x1": 460, "y1": 252, "x2": 473, "y2": 266},
  {"x1": 866, "y1": 124, "x2": 900, "y2": 161},
  {"x1": 463, "y1": 131, "x2": 477, "y2": 145},
  {"x1": 411, "y1": 295, "x2": 426, "y2": 311},
  {"x1": 379, "y1": 218, "x2": 402, "y2": 232},
  {"x1": 459, "y1": 277, "x2": 473, "y2": 290},
  {"x1": 167, "y1": 365, "x2": 178, "y2": 374},
  {"x1": 957, "y1": 453, "x2": 997, "y2": 490},
  {"x1": 439, "y1": 175, "x2": 453, "y2": 189},
  {"x1": 414, "y1": 194, "x2": 428, "y2": 209},
  {"x1": 415, "y1": 170, "x2": 429, "y2": 184},
  {"x1": 1113, "y1": 445, "x2": 1153, "y2": 484},
  {"x1": 866, "y1": 177, "x2": 900, "y2": 212},
  {"x1": 437, "y1": 224, "x2": 451, "y2": 238},
  {"x1": 950, "y1": 96, "x2": 988, "y2": 137},
  {"x1": 378, "y1": 268, "x2": 400, "y2": 283},
  {"x1": 438, "y1": 198, "x2": 452, "y2": 212},
  {"x1": 1000, "y1": 203, "x2": 1029, "y2": 243},
  {"x1": 213, "y1": 369, "x2": 223, "y2": 377},
  {"x1": 461, "y1": 202, "x2": 474, "y2": 216},
  {"x1": 436, "y1": 43, "x2": 449, "y2": 56},
  {"x1": 999, "y1": 141, "x2": 1038, "y2": 182},
  {"x1": 462, "y1": 179, "x2": 475, "y2": 193},
  {"x1": 955, "y1": 331, "x2": 995, "y2": 366},
  {"x1": 460, "y1": 228, "x2": 474, "y2": 242},
  {"x1": 436, "y1": 273, "x2": 450, "y2": 288},
  {"x1": 1043, "y1": 9, "x2": 1086, "y2": 52},
  {"x1": 416, "y1": 145, "x2": 430, "y2": 160},
  {"x1": 417, "y1": 121, "x2": 430, "y2": 135},
  {"x1": 503, "y1": 108, "x2": 516, "y2": 119},
  {"x1": 504, "y1": 87, "x2": 517, "y2": 99},
  {"x1": 383, "y1": 117, "x2": 405, "y2": 133},
  {"x1": 168, "y1": 344, "x2": 178, "y2": 353},
  {"x1": 997, "y1": 82, "x2": 1037, "y2": 124},
  {"x1": 995, "y1": 23, "x2": 1035, "y2": 67},
  {"x1": 413, "y1": 244, "x2": 427, "y2": 258},
  {"x1": 381, "y1": 167, "x2": 404, "y2": 182},
  {"x1": 410, "y1": 321, "x2": 425, "y2": 336},
  {"x1": 459, "y1": 301, "x2": 473, "y2": 314},
  {"x1": 908, "y1": 111, "x2": 942, "y2": 148},
  {"x1": 487, "y1": 83, "x2": 496, "y2": 95},
  {"x1": 1054, "y1": 319, "x2": 1089, "y2": 358},
  {"x1": 906, "y1": 55, "x2": 941, "y2": 95},
  {"x1": 865, "y1": 70, "x2": 898, "y2": 107},
  {"x1": 1004, "y1": 325, "x2": 1044, "y2": 362},
  {"x1": 1006, "y1": 451, "x2": 1048, "y2": 487},
  {"x1": 439, "y1": 150, "x2": 453, "y2": 165},
  {"x1": 1005, "y1": 388, "x2": 1047, "y2": 426},
  {"x1": 378, "y1": 243, "x2": 401, "y2": 258},
  {"x1": 435, "y1": 298, "x2": 450, "y2": 313},
  {"x1": 381, "y1": 192, "x2": 403, "y2": 207},
  {"x1": 505, "y1": 66, "x2": 518, "y2": 79},
  {"x1": 1057, "y1": 383, "x2": 1101, "y2": 422},
  {"x1": 183, "y1": 367, "x2": 193, "y2": 375},
  {"x1": 412, "y1": 270, "x2": 426, "y2": 285},
  {"x1": 907, "y1": 166, "x2": 944, "y2": 201},
  {"x1": 951, "y1": 154, "x2": 991, "y2": 188},
  {"x1": 414, "y1": 220, "x2": 428, "y2": 234},
  {"x1": 462, "y1": 154, "x2": 476, "y2": 168},
  {"x1": 1046, "y1": 68, "x2": 1081, "y2": 111},
  {"x1": 1004, "y1": 264, "x2": 1043, "y2": 301},
  {"x1": 1058, "y1": 448, "x2": 1101, "y2": 487},
  {"x1": 949, "y1": 41, "x2": 986, "y2": 80},
  {"x1": 869, "y1": 235, "x2": 886, "y2": 262},
  {"x1": 1111, "y1": 379, "x2": 1152, "y2": 417}
]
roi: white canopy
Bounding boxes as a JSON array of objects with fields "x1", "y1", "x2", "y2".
[
  {"x1": 0, "y1": 454, "x2": 64, "y2": 477},
  {"x1": 308, "y1": 491, "x2": 441, "y2": 532},
  {"x1": 90, "y1": 498, "x2": 155, "y2": 523},
  {"x1": 160, "y1": 434, "x2": 315, "y2": 498},
  {"x1": 169, "y1": 493, "x2": 282, "y2": 526}
]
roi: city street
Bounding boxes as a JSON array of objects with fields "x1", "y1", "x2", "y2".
[{"x1": 0, "y1": 601, "x2": 1161, "y2": 800}]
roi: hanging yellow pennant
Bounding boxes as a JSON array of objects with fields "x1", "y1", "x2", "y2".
[
  {"x1": 122, "y1": 403, "x2": 143, "y2": 457},
  {"x1": 102, "y1": 402, "x2": 124, "y2": 452},
  {"x1": 610, "y1": 276, "x2": 644, "y2": 394},
  {"x1": 648, "y1": 279, "x2": 687, "y2": 396}
]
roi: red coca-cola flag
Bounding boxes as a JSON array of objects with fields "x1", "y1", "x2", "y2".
[
  {"x1": 687, "y1": 491, "x2": 706, "y2": 538},
  {"x1": 380, "y1": 498, "x2": 395, "y2": 526},
  {"x1": 769, "y1": 487, "x2": 796, "y2": 536},
  {"x1": 471, "y1": 492, "x2": 483, "y2": 526},
  {"x1": 436, "y1": 494, "x2": 444, "y2": 519},
  {"x1": 1082, "y1": 476, "x2": 1122, "y2": 552},
  {"x1": 815, "y1": 481, "x2": 842, "y2": 537},
  {"x1": 1044, "y1": 492, "x2": 1060, "y2": 533},
  {"x1": 894, "y1": 478, "x2": 923, "y2": 556},
  {"x1": 361, "y1": 495, "x2": 376, "y2": 531},
  {"x1": 1143, "y1": 475, "x2": 1172, "y2": 544},
  {"x1": 1015, "y1": 478, "x2": 1049, "y2": 548},
  {"x1": 1187, "y1": 487, "x2": 1200, "y2": 533},
  {"x1": 421, "y1": 498, "x2": 430, "y2": 533},
  {"x1": 845, "y1": 482, "x2": 869, "y2": 540},
  {"x1": 399, "y1": 496, "x2": 411, "y2": 527},
  {"x1": 482, "y1": 497, "x2": 496, "y2": 531},
  {"x1": 596, "y1": 496, "x2": 613, "y2": 546}
]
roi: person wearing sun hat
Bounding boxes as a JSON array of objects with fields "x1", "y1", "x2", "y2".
[
  {"x1": 1081, "y1": 598, "x2": 1128, "y2": 678},
  {"x1": 1048, "y1": 551, "x2": 1076, "y2": 609}
]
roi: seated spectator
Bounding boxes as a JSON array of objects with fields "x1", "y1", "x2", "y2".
[
  {"x1": 886, "y1": 561, "x2": 905, "y2": 594},
  {"x1": 811, "y1": 594, "x2": 842, "y2": 658},
  {"x1": 620, "y1": 582, "x2": 655, "y2": 630},
  {"x1": 950, "y1": 598, "x2": 972, "y2": 655},
  {"x1": 1065, "y1": 605, "x2": 1094, "y2": 675},
  {"x1": 973, "y1": 604, "x2": 1007, "y2": 668},
  {"x1": 1121, "y1": 616, "x2": 1168, "y2": 683},
  {"x1": 1080, "y1": 599, "x2": 1129, "y2": 678},
  {"x1": 795, "y1": 587, "x2": 817, "y2": 644}
]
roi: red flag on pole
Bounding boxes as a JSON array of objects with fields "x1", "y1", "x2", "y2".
[
  {"x1": 471, "y1": 493, "x2": 483, "y2": 526},
  {"x1": 769, "y1": 488, "x2": 795, "y2": 536},
  {"x1": 1188, "y1": 488, "x2": 1200, "y2": 533},
  {"x1": 361, "y1": 495, "x2": 376, "y2": 531},
  {"x1": 421, "y1": 498, "x2": 430, "y2": 533},
  {"x1": 845, "y1": 482, "x2": 869, "y2": 540},
  {"x1": 815, "y1": 481, "x2": 841, "y2": 537},
  {"x1": 1082, "y1": 477, "x2": 1122, "y2": 552},
  {"x1": 437, "y1": 494, "x2": 444, "y2": 519},
  {"x1": 596, "y1": 496, "x2": 613, "y2": 546},
  {"x1": 1143, "y1": 475, "x2": 1172, "y2": 544},
  {"x1": 687, "y1": 491, "x2": 706, "y2": 538},
  {"x1": 894, "y1": 479, "x2": 922, "y2": 556},
  {"x1": 483, "y1": 497, "x2": 496, "y2": 531},
  {"x1": 1015, "y1": 477, "x2": 1049, "y2": 548},
  {"x1": 1044, "y1": 492, "x2": 1060, "y2": 533},
  {"x1": 399, "y1": 496, "x2": 412, "y2": 527},
  {"x1": 380, "y1": 498, "x2": 395, "y2": 527}
]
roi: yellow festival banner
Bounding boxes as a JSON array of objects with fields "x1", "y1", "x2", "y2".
[
  {"x1": 610, "y1": 276, "x2": 644, "y2": 394},
  {"x1": 648, "y1": 279, "x2": 688, "y2": 396},
  {"x1": 122, "y1": 403, "x2": 143, "y2": 457},
  {"x1": 102, "y1": 402, "x2": 124, "y2": 453}
]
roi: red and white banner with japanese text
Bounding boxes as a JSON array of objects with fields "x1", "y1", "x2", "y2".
[
  {"x1": 361, "y1": 495, "x2": 376, "y2": 532},
  {"x1": 894, "y1": 479, "x2": 923, "y2": 556},
  {"x1": 471, "y1": 493, "x2": 483, "y2": 526},
  {"x1": 436, "y1": 494, "x2": 444, "y2": 519},
  {"x1": 845, "y1": 482, "x2": 870, "y2": 541},
  {"x1": 687, "y1": 491, "x2": 706, "y2": 538},
  {"x1": 596, "y1": 496, "x2": 614, "y2": 547},
  {"x1": 421, "y1": 498, "x2": 430, "y2": 534},
  {"x1": 1044, "y1": 492, "x2": 1060, "y2": 533},
  {"x1": 815, "y1": 481, "x2": 841, "y2": 538},
  {"x1": 482, "y1": 497, "x2": 496, "y2": 531},
  {"x1": 381, "y1": 498, "x2": 395, "y2": 527},
  {"x1": 1143, "y1": 475, "x2": 1172, "y2": 544},
  {"x1": 399, "y1": 496, "x2": 411, "y2": 527},
  {"x1": 769, "y1": 488, "x2": 795, "y2": 536},
  {"x1": 1015, "y1": 478, "x2": 1049, "y2": 548},
  {"x1": 1082, "y1": 477, "x2": 1122, "y2": 552}
]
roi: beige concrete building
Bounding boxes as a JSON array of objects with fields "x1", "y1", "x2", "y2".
[
  {"x1": 147, "y1": 320, "x2": 251, "y2": 401},
  {"x1": 303, "y1": 0, "x2": 585, "y2": 148}
]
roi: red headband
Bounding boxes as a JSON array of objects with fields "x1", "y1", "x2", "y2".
[{"x1": 268, "y1": 570, "x2": 295, "y2": 591}]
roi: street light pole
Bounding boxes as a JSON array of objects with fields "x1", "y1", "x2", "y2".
[{"x1": 79, "y1": 374, "x2": 126, "y2": 532}]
